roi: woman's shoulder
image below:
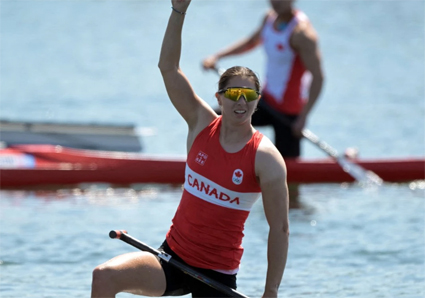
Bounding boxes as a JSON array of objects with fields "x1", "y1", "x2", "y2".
[
  {"x1": 257, "y1": 134, "x2": 276, "y2": 151},
  {"x1": 255, "y1": 136, "x2": 287, "y2": 183},
  {"x1": 264, "y1": 9, "x2": 277, "y2": 24},
  {"x1": 187, "y1": 113, "x2": 219, "y2": 150},
  {"x1": 256, "y1": 135, "x2": 285, "y2": 165}
]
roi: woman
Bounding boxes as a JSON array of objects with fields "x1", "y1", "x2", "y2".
[{"x1": 91, "y1": 1, "x2": 289, "y2": 297}]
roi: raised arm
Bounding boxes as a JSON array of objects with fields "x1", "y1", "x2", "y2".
[
  {"x1": 256, "y1": 137, "x2": 290, "y2": 298},
  {"x1": 158, "y1": 0, "x2": 216, "y2": 137}
]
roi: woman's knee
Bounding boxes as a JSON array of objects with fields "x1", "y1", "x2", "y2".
[
  {"x1": 92, "y1": 264, "x2": 120, "y2": 294},
  {"x1": 91, "y1": 253, "x2": 166, "y2": 296}
]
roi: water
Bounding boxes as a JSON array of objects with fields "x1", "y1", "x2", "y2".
[
  {"x1": 1, "y1": 184, "x2": 424, "y2": 297},
  {"x1": 0, "y1": 0, "x2": 424, "y2": 297}
]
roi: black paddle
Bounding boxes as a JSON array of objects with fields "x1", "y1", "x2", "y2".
[
  {"x1": 109, "y1": 230, "x2": 249, "y2": 298},
  {"x1": 213, "y1": 67, "x2": 383, "y2": 186}
]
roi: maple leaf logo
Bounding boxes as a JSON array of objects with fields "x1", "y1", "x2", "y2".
[{"x1": 232, "y1": 169, "x2": 243, "y2": 185}]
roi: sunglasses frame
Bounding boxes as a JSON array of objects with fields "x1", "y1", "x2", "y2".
[{"x1": 218, "y1": 86, "x2": 261, "y2": 103}]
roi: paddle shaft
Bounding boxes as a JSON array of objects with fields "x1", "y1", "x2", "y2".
[{"x1": 109, "y1": 230, "x2": 249, "y2": 298}]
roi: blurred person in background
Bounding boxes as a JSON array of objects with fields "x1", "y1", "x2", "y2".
[{"x1": 203, "y1": 0, "x2": 324, "y2": 162}]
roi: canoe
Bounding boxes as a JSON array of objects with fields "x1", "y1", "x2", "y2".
[
  {"x1": 0, "y1": 144, "x2": 424, "y2": 188},
  {"x1": 0, "y1": 120, "x2": 142, "y2": 152}
]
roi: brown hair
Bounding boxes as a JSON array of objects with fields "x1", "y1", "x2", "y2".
[{"x1": 218, "y1": 66, "x2": 261, "y2": 92}]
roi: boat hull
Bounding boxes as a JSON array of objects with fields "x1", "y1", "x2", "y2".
[{"x1": 1, "y1": 145, "x2": 424, "y2": 188}]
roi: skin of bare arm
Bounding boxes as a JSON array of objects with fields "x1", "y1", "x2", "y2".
[
  {"x1": 158, "y1": 0, "x2": 217, "y2": 151},
  {"x1": 202, "y1": 13, "x2": 269, "y2": 70},
  {"x1": 255, "y1": 137, "x2": 290, "y2": 298},
  {"x1": 289, "y1": 20, "x2": 324, "y2": 138}
]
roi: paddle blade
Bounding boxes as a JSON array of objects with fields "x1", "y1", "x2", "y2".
[
  {"x1": 337, "y1": 157, "x2": 383, "y2": 186},
  {"x1": 303, "y1": 129, "x2": 383, "y2": 186}
]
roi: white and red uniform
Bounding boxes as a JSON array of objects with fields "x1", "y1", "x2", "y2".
[
  {"x1": 166, "y1": 116, "x2": 263, "y2": 273},
  {"x1": 261, "y1": 10, "x2": 312, "y2": 115}
]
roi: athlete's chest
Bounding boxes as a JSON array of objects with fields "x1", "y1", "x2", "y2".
[{"x1": 188, "y1": 149, "x2": 250, "y2": 185}]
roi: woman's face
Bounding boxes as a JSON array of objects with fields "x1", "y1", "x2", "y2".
[{"x1": 217, "y1": 76, "x2": 260, "y2": 122}]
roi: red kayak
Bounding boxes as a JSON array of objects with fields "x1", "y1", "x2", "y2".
[{"x1": 0, "y1": 145, "x2": 424, "y2": 188}]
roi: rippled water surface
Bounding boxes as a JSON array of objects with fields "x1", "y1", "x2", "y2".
[{"x1": 1, "y1": 183, "x2": 424, "y2": 297}]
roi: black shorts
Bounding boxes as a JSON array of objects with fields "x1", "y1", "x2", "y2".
[
  {"x1": 157, "y1": 241, "x2": 237, "y2": 297},
  {"x1": 252, "y1": 99, "x2": 301, "y2": 158}
]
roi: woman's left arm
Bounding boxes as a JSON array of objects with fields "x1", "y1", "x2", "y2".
[
  {"x1": 256, "y1": 139, "x2": 290, "y2": 298},
  {"x1": 290, "y1": 21, "x2": 324, "y2": 138}
]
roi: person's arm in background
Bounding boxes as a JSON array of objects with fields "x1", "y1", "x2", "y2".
[
  {"x1": 202, "y1": 13, "x2": 269, "y2": 70},
  {"x1": 290, "y1": 21, "x2": 324, "y2": 138}
]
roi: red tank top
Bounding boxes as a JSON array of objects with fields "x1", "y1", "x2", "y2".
[
  {"x1": 166, "y1": 117, "x2": 263, "y2": 271},
  {"x1": 261, "y1": 10, "x2": 312, "y2": 115}
]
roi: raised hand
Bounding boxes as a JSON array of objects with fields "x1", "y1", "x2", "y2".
[{"x1": 171, "y1": 0, "x2": 191, "y2": 14}]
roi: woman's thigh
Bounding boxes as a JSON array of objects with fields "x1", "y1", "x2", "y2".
[{"x1": 94, "y1": 251, "x2": 166, "y2": 296}]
